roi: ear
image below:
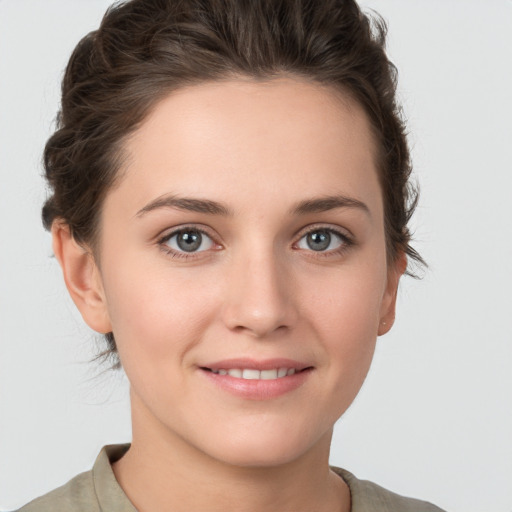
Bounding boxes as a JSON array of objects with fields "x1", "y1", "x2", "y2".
[
  {"x1": 378, "y1": 251, "x2": 407, "y2": 336},
  {"x1": 52, "y1": 221, "x2": 112, "y2": 334}
]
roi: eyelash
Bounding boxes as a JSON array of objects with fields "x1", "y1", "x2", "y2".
[
  {"x1": 157, "y1": 226, "x2": 219, "y2": 259},
  {"x1": 294, "y1": 225, "x2": 354, "y2": 258},
  {"x1": 157, "y1": 225, "x2": 354, "y2": 260}
]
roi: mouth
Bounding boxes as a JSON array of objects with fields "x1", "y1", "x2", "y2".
[
  {"x1": 198, "y1": 359, "x2": 313, "y2": 400},
  {"x1": 200, "y1": 367, "x2": 311, "y2": 380}
]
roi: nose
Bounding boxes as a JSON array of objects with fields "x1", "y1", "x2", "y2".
[{"x1": 221, "y1": 249, "x2": 298, "y2": 338}]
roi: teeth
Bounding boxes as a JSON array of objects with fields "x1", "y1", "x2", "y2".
[
  {"x1": 278, "y1": 367, "x2": 288, "y2": 378},
  {"x1": 242, "y1": 369, "x2": 260, "y2": 380},
  {"x1": 260, "y1": 369, "x2": 278, "y2": 380},
  {"x1": 211, "y1": 367, "x2": 300, "y2": 380}
]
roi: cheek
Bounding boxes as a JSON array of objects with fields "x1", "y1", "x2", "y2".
[
  {"x1": 307, "y1": 260, "x2": 386, "y2": 336},
  {"x1": 100, "y1": 254, "x2": 221, "y2": 363},
  {"x1": 302, "y1": 260, "x2": 386, "y2": 385}
]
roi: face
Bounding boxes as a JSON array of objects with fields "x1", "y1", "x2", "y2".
[{"x1": 68, "y1": 77, "x2": 403, "y2": 468}]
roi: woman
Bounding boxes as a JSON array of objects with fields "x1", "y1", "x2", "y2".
[{"x1": 18, "y1": 0, "x2": 444, "y2": 510}]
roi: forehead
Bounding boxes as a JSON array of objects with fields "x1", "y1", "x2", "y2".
[{"x1": 112, "y1": 77, "x2": 381, "y2": 216}]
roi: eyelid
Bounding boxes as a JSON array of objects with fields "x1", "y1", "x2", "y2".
[
  {"x1": 292, "y1": 224, "x2": 355, "y2": 254},
  {"x1": 157, "y1": 224, "x2": 223, "y2": 258},
  {"x1": 156, "y1": 223, "x2": 219, "y2": 242},
  {"x1": 155, "y1": 222, "x2": 354, "y2": 259},
  {"x1": 294, "y1": 223, "x2": 353, "y2": 243}
]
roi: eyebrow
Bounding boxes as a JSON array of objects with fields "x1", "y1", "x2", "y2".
[
  {"x1": 136, "y1": 195, "x2": 233, "y2": 217},
  {"x1": 135, "y1": 193, "x2": 370, "y2": 218},
  {"x1": 291, "y1": 195, "x2": 370, "y2": 216}
]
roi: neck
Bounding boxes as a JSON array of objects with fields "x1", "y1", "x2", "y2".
[{"x1": 112, "y1": 396, "x2": 350, "y2": 512}]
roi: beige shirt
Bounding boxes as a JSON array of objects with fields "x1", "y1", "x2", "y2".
[{"x1": 18, "y1": 444, "x2": 445, "y2": 511}]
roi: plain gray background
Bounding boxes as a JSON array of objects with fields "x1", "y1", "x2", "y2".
[{"x1": 1, "y1": 1, "x2": 511, "y2": 511}]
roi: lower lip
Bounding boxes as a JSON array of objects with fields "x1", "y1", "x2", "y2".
[{"x1": 200, "y1": 368, "x2": 312, "y2": 400}]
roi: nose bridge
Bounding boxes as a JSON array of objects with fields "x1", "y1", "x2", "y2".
[{"x1": 221, "y1": 241, "x2": 296, "y2": 337}]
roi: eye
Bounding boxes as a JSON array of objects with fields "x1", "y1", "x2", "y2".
[
  {"x1": 296, "y1": 228, "x2": 348, "y2": 252},
  {"x1": 163, "y1": 228, "x2": 215, "y2": 254}
]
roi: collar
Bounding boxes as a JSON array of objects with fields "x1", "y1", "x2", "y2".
[{"x1": 92, "y1": 443, "x2": 397, "y2": 512}]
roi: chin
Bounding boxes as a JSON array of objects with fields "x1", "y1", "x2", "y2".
[
  {"x1": 200, "y1": 423, "x2": 329, "y2": 469},
  {"x1": 213, "y1": 446, "x2": 307, "y2": 469}
]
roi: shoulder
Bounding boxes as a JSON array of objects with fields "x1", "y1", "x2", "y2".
[
  {"x1": 17, "y1": 470, "x2": 99, "y2": 512},
  {"x1": 331, "y1": 467, "x2": 447, "y2": 512},
  {"x1": 16, "y1": 444, "x2": 134, "y2": 512}
]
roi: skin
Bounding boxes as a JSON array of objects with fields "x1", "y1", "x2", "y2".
[{"x1": 53, "y1": 77, "x2": 405, "y2": 512}]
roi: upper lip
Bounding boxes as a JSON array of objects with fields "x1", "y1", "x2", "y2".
[{"x1": 200, "y1": 358, "x2": 312, "y2": 372}]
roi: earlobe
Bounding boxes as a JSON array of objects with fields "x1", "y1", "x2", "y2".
[
  {"x1": 52, "y1": 221, "x2": 112, "y2": 334},
  {"x1": 378, "y1": 252, "x2": 407, "y2": 336}
]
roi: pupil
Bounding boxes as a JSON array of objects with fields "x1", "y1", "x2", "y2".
[
  {"x1": 177, "y1": 231, "x2": 202, "y2": 252},
  {"x1": 307, "y1": 231, "x2": 330, "y2": 251}
]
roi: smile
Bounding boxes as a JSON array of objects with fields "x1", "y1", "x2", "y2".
[
  {"x1": 199, "y1": 359, "x2": 312, "y2": 399},
  {"x1": 207, "y1": 368, "x2": 298, "y2": 379}
]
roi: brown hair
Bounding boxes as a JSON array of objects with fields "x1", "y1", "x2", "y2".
[{"x1": 42, "y1": 0, "x2": 425, "y2": 365}]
